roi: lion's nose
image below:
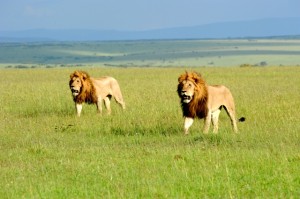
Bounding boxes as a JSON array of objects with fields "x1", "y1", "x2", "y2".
[{"x1": 181, "y1": 90, "x2": 186, "y2": 95}]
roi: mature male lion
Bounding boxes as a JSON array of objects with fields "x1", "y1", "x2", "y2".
[
  {"x1": 69, "y1": 70, "x2": 125, "y2": 116},
  {"x1": 177, "y1": 71, "x2": 245, "y2": 134}
]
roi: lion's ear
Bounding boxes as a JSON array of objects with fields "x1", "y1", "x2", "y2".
[
  {"x1": 178, "y1": 75, "x2": 185, "y2": 83},
  {"x1": 193, "y1": 76, "x2": 200, "y2": 84},
  {"x1": 71, "y1": 71, "x2": 80, "y2": 79},
  {"x1": 191, "y1": 72, "x2": 201, "y2": 83},
  {"x1": 178, "y1": 71, "x2": 188, "y2": 83},
  {"x1": 81, "y1": 73, "x2": 87, "y2": 80},
  {"x1": 178, "y1": 76, "x2": 181, "y2": 82}
]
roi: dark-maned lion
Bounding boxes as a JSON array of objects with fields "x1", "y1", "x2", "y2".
[
  {"x1": 177, "y1": 71, "x2": 245, "y2": 134},
  {"x1": 69, "y1": 70, "x2": 125, "y2": 116}
]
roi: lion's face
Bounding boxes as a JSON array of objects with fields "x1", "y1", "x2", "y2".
[
  {"x1": 69, "y1": 75, "x2": 83, "y2": 97},
  {"x1": 178, "y1": 79, "x2": 196, "y2": 104}
]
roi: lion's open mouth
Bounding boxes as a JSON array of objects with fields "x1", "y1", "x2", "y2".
[
  {"x1": 71, "y1": 88, "x2": 80, "y2": 96},
  {"x1": 181, "y1": 94, "x2": 192, "y2": 103},
  {"x1": 71, "y1": 89, "x2": 79, "y2": 93}
]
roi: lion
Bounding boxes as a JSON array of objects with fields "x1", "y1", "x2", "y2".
[
  {"x1": 69, "y1": 70, "x2": 125, "y2": 117},
  {"x1": 177, "y1": 71, "x2": 245, "y2": 134}
]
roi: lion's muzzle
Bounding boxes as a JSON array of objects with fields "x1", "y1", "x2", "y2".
[
  {"x1": 181, "y1": 91, "x2": 192, "y2": 103},
  {"x1": 70, "y1": 87, "x2": 80, "y2": 96}
]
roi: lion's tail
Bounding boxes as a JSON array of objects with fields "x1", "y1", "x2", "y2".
[{"x1": 238, "y1": 117, "x2": 246, "y2": 122}]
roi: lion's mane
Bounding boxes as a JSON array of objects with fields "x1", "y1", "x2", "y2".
[
  {"x1": 177, "y1": 72, "x2": 208, "y2": 119},
  {"x1": 69, "y1": 71, "x2": 98, "y2": 104}
]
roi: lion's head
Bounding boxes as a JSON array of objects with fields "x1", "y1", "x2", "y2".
[
  {"x1": 177, "y1": 71, "x2": 207, "y2": 103},
  {"x1": 69, "y1": 71, "x2": 97, "y2": 104},
  {"x1": 70, "y1": 71, "x2": 86, "y2": 97},
  {"x1": 177, "y1": 71, "x2": 208, "y2": 118}
]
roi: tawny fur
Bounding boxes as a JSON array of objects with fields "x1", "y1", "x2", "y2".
[
  {"x1": 177, "y1": 71, "x2": 244, "y2": 134},
  {"x1": 70, "y1": 71, "x2": 98, "y2": 104},
  {"x1": 178, "y1": 72, "x2": 208, "y2": 119},
  {"x1": 69, "y1": 70, "x2": 125, "y2": 116}
]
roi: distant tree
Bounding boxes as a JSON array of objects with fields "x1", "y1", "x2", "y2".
[
  {"x1": 15, "y1": 65, "x2": 28, "y2": 69},
  {"x1": 260, "y1": 61, "x2": 268, "y2": 66}
]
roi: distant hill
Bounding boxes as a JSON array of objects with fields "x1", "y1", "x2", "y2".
[{"x1": 1, "y1": 18, "x2": 300, "y2": 42}]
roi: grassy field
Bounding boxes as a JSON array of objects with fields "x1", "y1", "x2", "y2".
[
  {"x1": 1, "y1": 39, "x2": 300, "y2": 67},
  {"x1": 1, "y1": 66, "x2": 300, "y2": 198}
]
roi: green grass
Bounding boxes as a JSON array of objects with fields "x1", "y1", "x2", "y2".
[{"x1": 1, "y1": 66, "x2": 300, "y2": 198}]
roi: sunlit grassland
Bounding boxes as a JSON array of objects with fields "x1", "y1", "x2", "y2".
[
  {"x1": 1, "y1": 39, "x2": 300, "y2": 67},
  {"x1": 1, "y1": 66, "x2": 300, "y2": 198}
]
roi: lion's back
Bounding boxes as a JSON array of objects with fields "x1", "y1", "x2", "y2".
[
  {"x1": 207, "y1": 85, "x2": 235, "y2": 110},
  {"x1": 92, "y1": 76, "x2": 123, "y2": 99}
]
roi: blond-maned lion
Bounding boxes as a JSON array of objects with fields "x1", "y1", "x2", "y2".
[
  {"x1": 177, "y1": 71, "x2": 245, "y2": 134},
  {"x1": 69, "y1": 70, "x2": 125, "y2": 116}
]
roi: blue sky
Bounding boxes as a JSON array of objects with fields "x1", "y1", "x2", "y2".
[{"x1": 1, "y1": 0, "x2": 300, "y2": 31}]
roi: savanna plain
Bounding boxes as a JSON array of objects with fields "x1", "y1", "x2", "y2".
[{"x1": 1, "y1": 39, "x2": 300, "y2": 198}]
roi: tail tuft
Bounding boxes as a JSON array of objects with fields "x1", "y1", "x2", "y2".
[{"x1": 239, "y1": 117, "x2": 246, "y2": 122}]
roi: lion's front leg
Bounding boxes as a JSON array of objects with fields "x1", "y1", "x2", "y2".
[
  {"x1": 184, "y1": 117, "x2": 194, "y2": 135},
  {"x1": 96, "y1": 97, "x2": 103, "y2": 114},
  {"x1": 203, "y1": 111, "x2": 211, "y2": 134},
  {"x1": 75, "y1": 103, "x2": 83, "y2": 117},
  {"x1": 211, "y1": 109, "x2": 221, "y2": 134},
  {"x1": 104, "y1": 97, "x2": 111, "y2": 115}
]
